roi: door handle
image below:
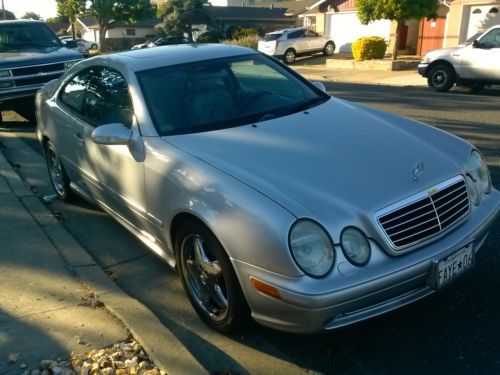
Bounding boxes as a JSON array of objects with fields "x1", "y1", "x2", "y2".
[{"x1": 73, "y1": 133, "x2": 84, "y2": 145}]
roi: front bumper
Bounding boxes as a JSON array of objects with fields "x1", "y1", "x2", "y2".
[
  {"x1": 233, "y1": 190, "x2": 500, "y2": 334},
  {"x1": 418, "y1": 63, "x2": 429, "y2": 77}
]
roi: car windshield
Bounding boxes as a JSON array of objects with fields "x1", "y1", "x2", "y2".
[
  {"x1": 263, "y1": 33, "x2": 282, "y2": 42},
  {"x1": 137, "y1": 54, "x2": 329, "y2": 136},
  {"x1": 466, "y1": 32, "x2": 482, "y2": 44},
  {"x1": 0, "y1": 23, "x2": 61, "y2": 51}
]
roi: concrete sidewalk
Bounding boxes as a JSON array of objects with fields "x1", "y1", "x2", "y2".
[
  {"x1": 0, "y1": 148, "x2": 205, "y2": 374},
  {"x1": 293, "y1": 65, "x2": 428, "y2": 87}
]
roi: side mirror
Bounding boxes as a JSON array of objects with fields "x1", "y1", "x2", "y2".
[
  {"x1": 312, "y1": 81, "x2": 327, "y2": 92},
  {"x1": 91, "y1": 123, "x2": 132, "y2": 145},
  {"x1": 64, "y1": 40, "x2": 78, "y2": 49},
  {"x1": 472, "y1": 40, "x2": 481, "y2": 48}
]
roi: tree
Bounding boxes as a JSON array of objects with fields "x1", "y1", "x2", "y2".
[
  {"x1": 21, "y1": 11, "x2": 42, "y2": 20},
  {"x1": 85, "y1": 0, "x2": 155, "y2": 51},
  {"x1": 56, "y1": 0, "x2": 86, "y2": 39},
  {"x1": 46, "y1": 15, "x2": 69, "y2": 23},
  {"x1": 357, "y1": 0, "x2": 438, "y2": 60},
  {"x1": 158, "y1": 0, "x2": 214, "y2": 42},
  {"x1": 1, "y1": 9, "x2": 16, "y2": 20}
]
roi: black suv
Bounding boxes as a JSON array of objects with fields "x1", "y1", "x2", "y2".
[{"x1": 0, "y1": 20, "x2": 82, "y2": 123}]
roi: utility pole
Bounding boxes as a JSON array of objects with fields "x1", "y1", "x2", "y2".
[{"x1": 1, "y1": 0, "x2": 5, "y2": 20}]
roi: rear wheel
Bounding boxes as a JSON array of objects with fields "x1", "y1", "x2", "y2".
[
  {"x1": 427, "y1": 64, "x2": 455, "y2": 92},
  {"x1": 176, "y1": 220, "x2": 249, "y2": 333},
  {"x1": 283, "y1": 49, "x2": 296, "y2": 64},
  {"x1": 323, "y1": 42, "x2": 335, "y2": 56},
  {"x1": 45, "y1": 141, "x2": 75, "y2": 202}
]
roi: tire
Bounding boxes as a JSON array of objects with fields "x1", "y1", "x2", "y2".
[
  {"x1": 45, "y1": 141, "x2": 75, "y2": 202},
  {"x1": 91, "y1": 44, "x2": 98, "y2": 50},
  {"x1": 283, "y1": 49, "x2": 296, "y2": 65},
  {"x1": 175, "y1": 220, "x2": 249, "y2": 333},
  {"x1": 323, "y1": 41, "x2": 335, "y2": 56},
  {"x1": 427, "y1": 64, "x2": 455, "y2": 92},
  {"x1": 459, "y1": 82, "x2": 485, "y2": 94}
]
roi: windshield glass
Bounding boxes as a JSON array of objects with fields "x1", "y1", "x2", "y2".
[
  {"x1": 0, "y1": 23, "x2": 61, "y2": 51},
  {"x1": 137, "y1": 54, "x2": 328, "y2": 136},
  {"x1": 466, "y1": 32, "x2": 482, "y2": 44},
  {"x1": 263, "y1": 33, "x2": 282, "y2": 42}
]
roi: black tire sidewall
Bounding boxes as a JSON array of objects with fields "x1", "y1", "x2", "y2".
[
  {"x1": 175, "y1": 220, "x2": 248, "y2": 333},
  {"x1": 428, "y1": 64, "x2": 455, "y2": 92}
]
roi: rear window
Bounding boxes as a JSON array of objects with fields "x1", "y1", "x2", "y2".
[{"x1": 263, "y1": 33, "x2": 282, "y2": 42}]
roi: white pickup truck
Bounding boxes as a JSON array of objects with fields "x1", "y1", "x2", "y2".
[{"x1": 418, "y1": 25, "x2": 500, "y2": 92}]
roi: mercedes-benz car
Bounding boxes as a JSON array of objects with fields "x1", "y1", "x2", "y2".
[{"x1": 35, "y1": 44, "x2": 499, "y2": 334}]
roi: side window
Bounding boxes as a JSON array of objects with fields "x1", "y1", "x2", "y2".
[
  {"x1": 479, "y1": 29, "x2": 500, "y2": 48},
  {"x1": 288, "y1": 30, "x2": 305, "y2": 40},
  {"x1": 83, "y1": 68, "x2": 134, "y2": 128},
  {"x1": 60, "y1": 70, "x2": 92, "y2": 114}
]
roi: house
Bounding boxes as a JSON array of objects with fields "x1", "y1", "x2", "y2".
[
  {"x1": 209, "y1": 5, "x2": 295, "y2": 33},
  {"x1": 69, "y1": 17, "x2": 159, "y2": 44}
]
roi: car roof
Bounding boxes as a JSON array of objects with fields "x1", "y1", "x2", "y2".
[
  {"x1": 266, "y1": 27, "x2": 306, "y2": 35},
  {"x1": 0, "y1": 19, "x2": 45, "y2": 25},
  {"x1": 88, "y1": 44, "x2": 257, "y2": 73}
]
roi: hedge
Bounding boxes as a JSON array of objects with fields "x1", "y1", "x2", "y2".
[{"x1": 352, "y1": 37, "x2": 387, "y2": 61}]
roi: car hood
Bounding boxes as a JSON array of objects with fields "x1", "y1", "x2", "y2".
[
  {"x1": 425, "y1": 45, "x2": 464, "y2": 57},
  {"x1": 0, "y1": 47, "x2": 82, "y2": 69},
  {"x1": 164, "y1": 98, "x2": 470, "y2": 237}
]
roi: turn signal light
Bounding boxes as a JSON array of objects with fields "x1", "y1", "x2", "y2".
[{"x1": 251, "y1": 278, "x2": 281, "y2": 300}]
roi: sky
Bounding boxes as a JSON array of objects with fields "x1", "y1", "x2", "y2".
[{"x1": 4, "y1": 0, "x2": 58, "y2": 20}]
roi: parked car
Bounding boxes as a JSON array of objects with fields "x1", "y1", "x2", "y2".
[
  {"x1": 418, "y1": 25, "x2": 500, "y2": 92},
  {"x1": 0, "y1": 20, "x2": 82, "y2": 123},
  {"x1": 131, "y1": 36, "x2": 190, "y2": 50},
  {"x1": 61, "y1": 37, "x2": 98, "y2": 52},
  {"x1": 258, "y1": 27, "x2": 335, "y2": 64},
  {"x1": 36, "y1": 44, "x2": 499, "y2": 334}
]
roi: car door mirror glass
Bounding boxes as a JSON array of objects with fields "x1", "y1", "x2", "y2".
[
  {"x1": 472, "y1": 39, "x2": 480, "y2": 48},
  {"x1": 312, "y1": 81, "x2": 326, "y2": 92},
  {"x1": 91, "y1": 123, "x2": 132, "y2": 145}
]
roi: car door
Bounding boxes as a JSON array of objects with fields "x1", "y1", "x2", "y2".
[
  {"x1": 288, "y1": 30, "x2": 307, "y2": 53},
  {"x1": 304, "y1": 30, "x2": 324, "y2": 51},
  {"x1": 461, "y1": 28, "x2": 500, "y2": 80},
  {"x1": 78, "y1": 66, "x2": 148, "y2": 229}
]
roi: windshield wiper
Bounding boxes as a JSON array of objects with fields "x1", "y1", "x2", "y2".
[{"x1": 258, "y1": 96, "x2": 329, "y2": 122}]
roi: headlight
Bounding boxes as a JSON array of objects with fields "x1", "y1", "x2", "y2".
[
  {"x1": 64, "y1": 60, "x2": 80, "y2": 70},
  {"x1": 0, "y1": 70, "x2": 11, "y2": 78},
  {"x1": 340, "y1": 227, "x2": 371, "y2": 266},
  {"x1": 468, "y1": 150, "x2": 491, "y2": 195},
  {"x1": 289, "y1": 220, "x2": 334, "y2": 277},
  {"x1": 465, "y1": 175, "x2": 479, "y2": 206}
]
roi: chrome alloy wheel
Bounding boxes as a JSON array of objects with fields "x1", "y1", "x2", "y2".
[
  {"x1": 430, "y1": 70, "x2": 447, "y2": 88},
  {"x1": 285, "y1": 50, "x2": 296, "y2": 64},
  {"x1": 47, "y1": 149, "x2": 65, "y2": 196},
  {"x1": 181, "y1": 234, "x2": 229, "y2": 322},
  {"x1": 325, "y1": 43, "x2": 334, "y2": 55}
]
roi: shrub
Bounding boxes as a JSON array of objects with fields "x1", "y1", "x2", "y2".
[
  {"x1": 197, "y1": 29, "x2": 225, "y2": 43},
  {"x1": 352, "y1": 37, "x2": 387, "y2": 61},
  {"x1": 221, "y1": 35, "x2": 260, "y2": 49},
  {"x1": 232, "y1": 27, "x2": 259, "y2": 39}
]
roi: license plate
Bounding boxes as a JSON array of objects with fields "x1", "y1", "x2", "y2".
[{"x1": 437, "y1": 244, "x2": 474, "y2": 288}]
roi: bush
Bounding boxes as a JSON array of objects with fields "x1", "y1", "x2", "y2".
[
  {"x1": 197, "y1": 29, "x2": 225, "y2": 43},
  {"x1": 221, "y1": 35, "x2": 260, "y2": 49},
  {"x1": 231, "y1": 27, "x2": 259, "y2": 39},
  {"x1": 352, "y1": 37, "x2": 387, "y2": 61}
]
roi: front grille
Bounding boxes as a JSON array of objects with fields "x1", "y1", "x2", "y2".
[
  {"x1": 11, "y1": 63, "x2": 65, "y2": 77},
  {"x1": 14, "y1": 74, "x2": 60, "y2": 87},
  {"x1": 377, "y1": 176, "x2": 470, "y2": 251}
]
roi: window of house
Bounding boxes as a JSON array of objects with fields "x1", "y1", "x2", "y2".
[
  {"x1": 126, "y1": 28, "x2": 136, "y2": 36},
  {"x1": 489, "y1": 7, "x2": 498, "y2": 14},
  {"x1": 472, "y1": 8, "x2": 482, "y2": 14}
]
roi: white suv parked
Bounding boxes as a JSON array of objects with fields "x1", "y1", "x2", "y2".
[
  {"x1": 258, "y1": 27, "x2": 335, "y2": 64},
  {"x1": 418, "y1": 25, "x2": 500, "y2": 92}
]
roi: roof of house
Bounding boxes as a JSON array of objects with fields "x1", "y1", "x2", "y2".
[
  {"x1": 76, "y1": 17, "x2": 160, "y2": 29},
  {"x1": 46, "y1": 21, "x2": 70, "y2": 32},
  {"x1": 249, "y1": 0, "x2": 322, "y2": 16},
  {"x1": 208, "y1": 5, "x2": 290, "y2": 21}
]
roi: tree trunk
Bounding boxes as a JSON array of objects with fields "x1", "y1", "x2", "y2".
[
  {"x1": 392, "y1": 20, "x2": 402, "y2": 61},
  {"x1": 71, "y1": 22, "x2": 76, "y2": 39},
  {"x1": 99, "y1": 25, "x2": 107, "y2": 52},
  {"x1": 188, "y1": 22, "x2": 193, "y2": 42}
]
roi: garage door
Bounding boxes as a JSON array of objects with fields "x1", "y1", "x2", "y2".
[
  {"x1": 467, "y1": 5, "x2": 500, "y2": 39},
  {"x1": 325, "y1": 12, "x2": 391, "y2": 53}
]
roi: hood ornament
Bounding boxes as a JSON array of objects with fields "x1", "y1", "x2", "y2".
[{"x1": 413, "y1": 161, "x2": 424, "y2": 181}]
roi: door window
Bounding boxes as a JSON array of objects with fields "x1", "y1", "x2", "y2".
[
  {"x1": 479, "y1": 29, "x2": 500, "y2": 48},
  {"x1": 60, "y1": 70, "x2": 93, "y2": 114},
  {"x1": 287, "y1": 30, "x2": 305, "y2": 39}
]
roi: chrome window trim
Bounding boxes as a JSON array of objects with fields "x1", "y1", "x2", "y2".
[{"x1": 375, "y1": 175, "x2": 471, "y2": 255}]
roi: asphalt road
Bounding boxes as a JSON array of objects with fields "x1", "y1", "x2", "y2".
[{"x1": 1, "y1": 83, "x2": 499, "y2": 375}]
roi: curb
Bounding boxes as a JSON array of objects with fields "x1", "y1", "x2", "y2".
[
  {"x1": 0, "y1": 152, "x2": 206, "y2": 375},
  {"x1": 297, "y1": 71, "x2": 427, "y2": 88}
]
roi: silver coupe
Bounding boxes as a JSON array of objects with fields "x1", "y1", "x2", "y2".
[{"x1": 35, "y1": 44, "x2": 500, "y2": 334}]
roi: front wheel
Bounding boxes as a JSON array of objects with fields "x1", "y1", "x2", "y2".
[
  {"x1": 323, "y1": 42, "x2": 335, "y2": 56},
  {"x1": 427, "y1": 64, "x2": 455, "y2": 92},
  {"x1": 176, "y1": 220, "x2": 249, "y2": 333},
  {"x1": 91, "y1": 43, "x2": 98, "y2": 50},
  {"x1": 283, "y1": 49, "x2": 296, "y2": 65},
  {"x1": 45, "y1": 141, "x2": 75, "y2": 202}
]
